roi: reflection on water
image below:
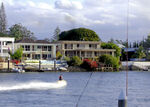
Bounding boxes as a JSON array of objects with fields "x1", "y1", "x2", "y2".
[{"x1": 0, "y1": 71, "x2": 149, "y2": 107}]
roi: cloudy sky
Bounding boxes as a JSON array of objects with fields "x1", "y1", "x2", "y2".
[{"x1": 0, "y1": 0, "x2": 150, "y2": 42}]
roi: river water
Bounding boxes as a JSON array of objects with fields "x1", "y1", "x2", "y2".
[{"x1": 0, "y1": 71, "x2": 150, "y2": 107}]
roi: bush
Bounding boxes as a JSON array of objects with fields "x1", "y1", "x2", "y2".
[
  {"x1": 64, "y1": 56, "x2": 70, "y2": 62},
  {"x1": 9, "y1": 47, "x2": 23, "y2": 60},
  {"x1": 99, "y1": 54, "x2": 120, "y2": 71},
  {"x1": 67, "y1": 56, "x2": 82, "y2": 66},
  {"x1": 56, "y1": 51, "x2": 62, "y2": 59},
  {"x1": 101, "y1": 42, "x2": 121, "y2": 58},
  {"x1": 81, "y1": 59, "x2": 98, "y2": 71}
]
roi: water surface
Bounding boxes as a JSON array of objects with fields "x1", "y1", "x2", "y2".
[{"x1": 0, "y1": 71, "x2": 149, "y2": 107}]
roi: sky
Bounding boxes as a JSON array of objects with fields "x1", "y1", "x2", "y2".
[{"x1": 0, "y1": 0, "x2": 150, "y2": 42}]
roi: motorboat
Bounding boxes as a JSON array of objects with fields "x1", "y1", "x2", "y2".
[
  {"x1": 12, "y1": 68, "x2": 25, "y2": 73},
  {"x1": 57, "y1": 67, "x2": 68, "y2": 71}
]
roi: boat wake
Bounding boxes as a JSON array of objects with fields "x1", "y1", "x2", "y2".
[{"x1": 0, "y1": 80, "x2": 67, "y2": 91}]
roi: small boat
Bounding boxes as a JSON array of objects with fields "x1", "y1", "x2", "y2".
[
  {"x1": 12, "y1": 68, "x2": 25, "y2": 73},
  {"x1": 57, "y1": 67, "x2": 68, "y2": 71}
]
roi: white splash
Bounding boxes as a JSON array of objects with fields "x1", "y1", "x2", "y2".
[{"x1": 0, "y1": 80, "x2": 67, "y2": 91}]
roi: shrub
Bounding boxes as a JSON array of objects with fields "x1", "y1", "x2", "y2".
[
  {"x1": 56, "y1": 51, "x2": 62, "y2": 59},
  {"x1": 67, "y1": 56, "x2": 82, "y2": 66},
  {"x1": 81, "y1": 59, "x2": 98, "y2": 71},
  {"x1": 99, "y1": 54, "x2": 120, "y2": 71},
  {"x1": 9, "y1": 47, "x2": 23, "y2": 60},
  {"x1": 101, "y1": 42, "x2": 121, "y2": 58},
  {"x1": 64, "y1": 56, "x2": 70, "y2": 62}
]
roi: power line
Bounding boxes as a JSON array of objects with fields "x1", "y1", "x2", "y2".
[{"x1": 75, "y1": 72, "x2": 93, "y2": 107}]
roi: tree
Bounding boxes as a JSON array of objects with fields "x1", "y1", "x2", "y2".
[
  {"x1": 143, "y1": 34, "x2": 150, "y2": 49},
  {"x1": 108, "y1": 38, "x2": 115, "y2": 43},
  {"x1": 132, "y1": 46, "x2": 146, "y2": 59},
  {"x1": 59, "y1": 28, "x2": 100, "y2": 41},
  {"x1": 101, "y1": 42, "x2": 121, "y2": 58},
  {"x1": 99, "y1": 54, "x2": 120, "y2": 71},
  {"x1": 9, "y1": 47, "x2": 23, "y2": 60},
  {"x1": 67, "y1": 56, "x2": 82, "y2": 66},
  {"x1": 56, "y1": 51, "x2": 62, "y2": 59},
  {"x1": 51, "y1": 26, "x2": 61, "y2": 42},
  {"x1": 9, "y1": 24, "x2": 35, "y2": 40},
  {"x1": 0, "y1": 32, "x2": 10, "y2": 37},
  {"x1": 64, "y1": 56, "x2": 70, "y2": 62},
  {"x1": 80, "y1": 59, "x2": 98, "y2": 71},
  {"x1": 0, "y1": 2, "x2": 7, "y2": 33}
]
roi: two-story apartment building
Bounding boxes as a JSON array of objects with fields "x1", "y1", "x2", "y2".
[
  {"x1": 55, "y1": 41, "x2": 116, "y2": 59},
  {"x1": 14, "y1": 38, "x2": 57, "y2": 60},
  {"x1": 0, "y1": 37, "x2": 15, "y2": 59}
]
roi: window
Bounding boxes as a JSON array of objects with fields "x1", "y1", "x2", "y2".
[
  {"x1": 65, "y1": 44, "x2": 67, "y2": 49},
  {"x1": 71, "y1": 44, "x2": 73, "y2": 49},
  {"x1": 37, "y1": 46, "x2": 41, "y2": 49},
  {"x1": 43, "y1": 46, "x2": 47, "y2": 51},
  {"x1": 65, "y1": 51, "x2": 67, "y2": 56},
  {"x1": 35, "y1": 54, "x2": 40, "y2": 59},
  {"x1": 48, "y1": 54, "x2": 51, "y2": 58},
  {"x1": 77, "y1": 44, "x2": 79, "y2": 48},
  {"x1": 25, "y1": 45, "x2": 30, "y2": 51},
  {"x1": 95, "y1": 44, "x2": 97, "y2": 49},
  {"x1": 110, "y1": 52, "x2": 112, "y2": 55},
  {"x1": 42, "y1": 54, "x2": 47, "y2": 59},
  {"x1": 3, "y1": 50, "x2": 8, "y2": 53},
  {"x1": 26, "y1": 54, "x2": 30, "y2": 58},
  {"x1": 48, "y1": 46, "x2": 51, "y2": 51},
  {"x1": 95, "y1": 52, "x2": 97, "y2": 56},
  {"x1": 89, "y1": 44, "x2": 91, "y2": 48}
]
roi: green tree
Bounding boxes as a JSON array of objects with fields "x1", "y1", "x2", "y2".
[
  {"x1": 132, "y1": 46, "x2": 146, "y2": 59},
  {"x1": 68, "y1": 56, "x2": 82, "y2": 66},
  {"x1": 59, "y1": 28, "x2": 100, "y2": 41},
  {"x1": 99, "y1": 54, "x2": 120, "y2": 71},
  {"x1": 0, "y1": 2, "x2": 7, "y2": 33},
  {"x1": 108, "y1": 38, "x2": 115, "y2": 43},
  {"x1": 9, "y1": 47, "x2": 23, "y2": 60},
  {"x1": 0, "y1": 32, "x2": 10, "y2": 37},
  {"x1": 101, "y1": 42, "x2": 121, "y2": 58},
  {"x1": 143, "y1": 34, "x2": 150, "y2": 49},
  {"x1": 51, "y1": 26, "x2": 61, "y2": 42},
  {"x1": 64, "y1": 56, "x2": 70, "y2": 62},
  {"x1": 56, "y1": 51, "x2": 62, "y2": 59},
  {"x1": 9, "y1": 24, "x2": 35, "y2": 40}
]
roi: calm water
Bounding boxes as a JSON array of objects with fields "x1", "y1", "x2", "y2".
[{"x1": 0, "y1": 71, "x2": 150, "y2": 107}]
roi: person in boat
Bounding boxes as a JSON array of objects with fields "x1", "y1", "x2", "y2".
[{"x1": 59, "y1": 74, "x2": 63, "y2": 81}]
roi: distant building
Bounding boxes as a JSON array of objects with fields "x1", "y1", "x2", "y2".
[
  {"x1": 0, "y1": 37, "x2": 15, "y2": 58},
  {"x1": 14, "y1": 38, "x2": 57, "y2": 60},
  {"x1": 122, "y1": 48, "x2": 138, "y2": 61},
  {"x1": 55, "y1": 41, "x2": 116, "y2": 59}
]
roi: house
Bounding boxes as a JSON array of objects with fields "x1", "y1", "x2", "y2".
[
  {"x1": 122, "y1": 47, "x2": 146, "y2": 61},
  {"x1": 55, "y1": 41, "x2": 116, "y2": 59},
  {"x1": 0, "y1": 37, "x2": 15, "y2": 59},
  {"x1": 14, "y1": 38, "x2": 57, "y2": 60}
]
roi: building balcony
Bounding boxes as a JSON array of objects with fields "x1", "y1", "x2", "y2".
[
  {"x1": 0, "y1": 46, "x2": 12, "y2": 50},
  {"x1": 0, "y1": 53, "x2": 9, "y2": 57}
]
